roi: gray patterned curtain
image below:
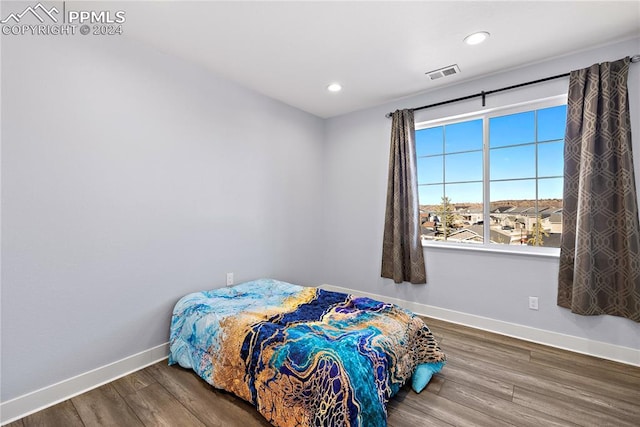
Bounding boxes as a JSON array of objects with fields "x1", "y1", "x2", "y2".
[
  {"x1": 381, "y1": 109, "x2": 426, "y2": 284},
  {"x1": 558, "y1": 57, "x2": 640, "y2": 322}
]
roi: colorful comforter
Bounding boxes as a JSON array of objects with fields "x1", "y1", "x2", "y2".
[{"x1": 169, "y1": 279, "x2": 445, "y2": 427}]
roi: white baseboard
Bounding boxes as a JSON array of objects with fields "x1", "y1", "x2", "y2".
[
  {"x1": 321, "y1": 284, "x2": 640, "y2": 367},
  {"x1": 1, "y1": 343, "x2": 169, "y2": 425}
]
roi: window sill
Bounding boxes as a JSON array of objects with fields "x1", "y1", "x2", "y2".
[{"x1": 421, "y1": 240, "x2": 560, "y2": 258}]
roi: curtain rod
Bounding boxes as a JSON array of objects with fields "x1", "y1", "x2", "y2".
[{"x1": 385, "y1": 54, "x2": 640, "y2": 118}]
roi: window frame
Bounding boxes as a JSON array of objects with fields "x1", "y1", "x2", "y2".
[{"x1": 415, "y1": 95, "x2": 567, "y2": 256}]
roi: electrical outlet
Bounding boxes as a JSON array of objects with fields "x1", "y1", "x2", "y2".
[
  {"x1": 226, "y1": 272, "x2": 234, "y2": 287},
  {"x1": 528, "y1": 296, "x2": 539, "y2": 310}
]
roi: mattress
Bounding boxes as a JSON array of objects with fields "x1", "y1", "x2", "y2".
[{"x1": 169, "y1": 278, "x2": 445, "y2": 426}]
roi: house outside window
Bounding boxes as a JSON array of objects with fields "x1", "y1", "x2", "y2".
[{"x1": 416, "y1": 98, "x2": 566, "y2": 252}]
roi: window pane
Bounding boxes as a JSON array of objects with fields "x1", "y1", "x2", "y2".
[
  {"x1": 490, "y1": 179, "x2": 536, "y2": 208},
  {"x1": 418, "y1": 156, "x2": 443, "y2": 184},
  {"x1": 429, "y1": 193, "x2": 466, "y2": 244},
  {"x1": 445, "y1": 182, "x2": 483, "y2": 205},
  {"x1": 445, "y1": 151, "x2": 483, "y2": 183},
  {"x1": 445, "y1": 183, "x2": 484, "y2": 237},
  {"x1": 490, "y1": 111, "x2": 535, "y2": 147},
  {"x1": 416, "y1": 127, "x2": 443, "y2": 156},
  {"x1": 538, "y1": 142, "x2": 564, "y2": 177},
  {"x1": 539, "y1": 177, "x2": 563, "y2": 201},
  {"x1": 419, "y1": 184, "x2": 443, "y2": 207},
  {"x1": 490, "y1": 145, "x2": 535, "y2": 180},
  {"x1": 444, "y1": 119, "x2": 482, "y2": 153},
  {"x1": 490, "y1": 179, "x2": 536, "y2": 246},
  {"x1": 419, "y1": 185, "x2": 443, "y2": 243},
  {"x1": 538, "y1": 105, "x2": 567, "y2": 142},
  {"x1": 535, "y1": 177, "x2": 563, "y2": 248}
]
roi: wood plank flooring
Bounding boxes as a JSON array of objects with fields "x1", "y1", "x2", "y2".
[{"x1": 6, "y1": 317, "x2": 640, "y2": 426}]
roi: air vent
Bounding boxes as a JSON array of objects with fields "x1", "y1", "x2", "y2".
[{"x1": 426, "y1": 64, "x2": 461, "y2": 80}]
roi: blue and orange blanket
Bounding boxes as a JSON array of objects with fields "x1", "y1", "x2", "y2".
[{"x1": 169, "y1": 279, "x2": 445, "y2": 426}]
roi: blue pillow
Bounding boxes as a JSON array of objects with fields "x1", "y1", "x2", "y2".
[{"x1": 411, "y1": 361, "x2": 445, "y2": 393}]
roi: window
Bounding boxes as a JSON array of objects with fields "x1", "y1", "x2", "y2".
[{"x1": 416, "y1": 98, "x2": 567, "y2": 250}]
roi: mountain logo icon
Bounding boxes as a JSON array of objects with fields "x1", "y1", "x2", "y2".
[{"x1": 1, "y1": 2, "x2": 59, "y2": 24}]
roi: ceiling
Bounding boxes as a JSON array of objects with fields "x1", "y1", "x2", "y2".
[{"x1": 121, "y1": 1, "x2": 640, "y2": 118}]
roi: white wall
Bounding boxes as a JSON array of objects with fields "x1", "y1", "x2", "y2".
[
  {"x1": 321, "y1": 38, "x2": 640, "y2": 351},
  {"x1": 1, "y1": 34, "x2": 324, "y2": 401}
]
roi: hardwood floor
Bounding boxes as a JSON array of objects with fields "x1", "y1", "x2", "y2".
[{"x1": 6, "y1": 317, "x2": 640, "y2": 427}]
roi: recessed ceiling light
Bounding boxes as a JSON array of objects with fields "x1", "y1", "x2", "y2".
[
  {"x1": 464, "y1": 31, "x2": 490, "y2": 45},
  {"x1": 327, "y1": 83, "x2": 342, "y2": 92}
]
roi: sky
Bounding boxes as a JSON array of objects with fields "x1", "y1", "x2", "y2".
[{"x1": 416, "y1": 104, "x2": 566, "y2": 206}]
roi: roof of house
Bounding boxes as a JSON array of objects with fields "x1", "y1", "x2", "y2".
[
  {"x1": 492, "y1": 206, "x2": 515, "y2": 213},
  {"x1": 508, "y1": 207, "x2": 535, "y2": 214},
  {"x1": 446, "y1": 228, "x2": 483, "y2": 243}
]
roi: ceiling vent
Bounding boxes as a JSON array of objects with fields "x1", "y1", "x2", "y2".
[{"x1": 426, "y1": 64, "x2": 461, "y2": 80}]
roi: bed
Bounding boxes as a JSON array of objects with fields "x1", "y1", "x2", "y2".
[{"x1": 169, "y1": 279, "x2": 445, "y2": 427}]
